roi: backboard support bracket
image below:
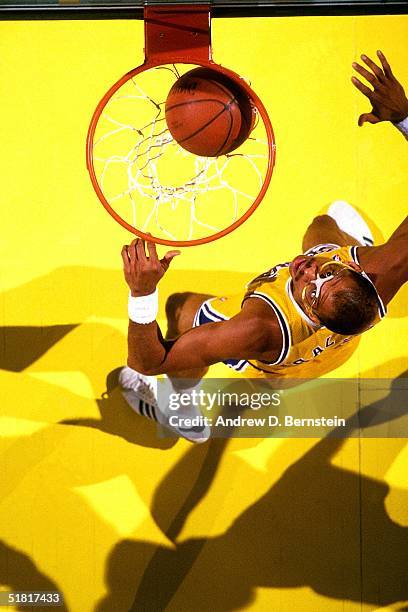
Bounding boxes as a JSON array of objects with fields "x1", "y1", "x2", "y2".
[{"x1": 144, "y1": 4, "x2": 211, "y2": 64}]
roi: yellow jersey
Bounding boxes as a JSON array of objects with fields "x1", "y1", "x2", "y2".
[{"x1": 193, "y1": 244, "x2": 386, "y2": 379}]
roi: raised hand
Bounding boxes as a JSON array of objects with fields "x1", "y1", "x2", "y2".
[
  {"x1": 121, "y1": 238, "x2": 180, "y2": 297},
  {"x1": 351, "y1": 50, "x2": 408, "y2": 126}
]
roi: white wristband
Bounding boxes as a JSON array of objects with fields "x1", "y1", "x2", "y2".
[
  {"x1": 128, "y1": 288, "x2": 158, "y2": 324},
  {"x1": 394, "y1": 116, "x2": 408, "y2": 140}
]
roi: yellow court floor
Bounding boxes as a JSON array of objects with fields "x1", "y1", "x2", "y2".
[{"x1": 0, "y1": 14, "x2": 407, "y2": 611}]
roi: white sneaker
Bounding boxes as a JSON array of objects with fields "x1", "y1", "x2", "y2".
[
  {"x1": 328, "y1": 200, "x2": 374, "y2": 246},
  {"x1": 118, "y1": 366, "x2": 210, "y2": 444}
]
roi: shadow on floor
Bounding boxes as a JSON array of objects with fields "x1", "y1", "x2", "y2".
[
  {"x1": 0, "y1": 540, "x2": 68, "y2": 612},
  {"x1": 97, "y1": 371, "x2": 408, "y2": 611}
]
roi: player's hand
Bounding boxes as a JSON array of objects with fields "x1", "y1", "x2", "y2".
[
  {"x1": 351, "y1": 50, "x2": 408, "y2": 126},
  {"x1": 121, "y1": 237, "x2": 180, "y2": 297}
]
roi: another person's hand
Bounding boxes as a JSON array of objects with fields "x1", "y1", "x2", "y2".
[
  {"x1": 122, "y1": 238, "x2": 180, "y2": 297},
  {"x1": 352, "y1": 50, "x2": 408, "y2": 126}
]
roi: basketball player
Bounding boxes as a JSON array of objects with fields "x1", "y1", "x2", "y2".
[{"x1": 119, "y1": 50, "x2": 408, "y2": 443}]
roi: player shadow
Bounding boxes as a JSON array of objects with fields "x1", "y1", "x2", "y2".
[
  {"x1": 59, "y1": 369, "x2": 176, "y2": 450},
  {"x1": 97, "y1": 369, "x2": 408, "y2": 611},
  {"x1": 0, "y1": 540, "x2": 68, "y2": 612},
  {"x1": 0, "y1": 324, "x2": 174, "y2": 449},
  {"x1": 149, "y1": 365, "x2": 408, "y2": 539},
  {"x1": 355, "y1": 373, "x2": 408, "y2": 430},
  {"x1": 151, "y1": 437, "x2": 231, "y2": 542},
  {"x1": 0, "y1": 325, "x2": 79, "y2": 372}
]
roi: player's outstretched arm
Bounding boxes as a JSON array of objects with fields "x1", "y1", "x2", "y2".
[
  {"x1": 122, "y1": 239, "x2": 281, "y2": 375},
  {"x1": 358, "y1": 214, "x2": 408, "y2": 306},
  {"x1": 122, "y1": 237, "x2": 180, "y2": 374},
  {"x1": 351, "y1": 50, "x2": 408, "y2": 137}
]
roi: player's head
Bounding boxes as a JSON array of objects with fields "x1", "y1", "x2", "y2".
[{"x1": 289, "y1": 255, "x2": 380, "y2": 335}]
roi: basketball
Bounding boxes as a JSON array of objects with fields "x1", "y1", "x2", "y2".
[{"x1": 165, "y1": 67, "x2": 255, "y2": 157}]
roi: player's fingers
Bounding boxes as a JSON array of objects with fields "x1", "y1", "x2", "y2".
[
  {"x1": 358, "y1": 112, "x2": 380, "y2": 127},
  {"x1": 377, "y1": 50, "x2": 394, "y2": 79},
  {"x1": 352, "y1": 62, "x2": 376, "y2": 85},
  {"x1": 146, "y1": 235, "x2": 159, "y2": 263},
  {"x1": 161, "y1": 250, "x2": 181, "y2": 269},
  {"x1": 136, "y1": 238, "x2": 147, "y2": 261},
  {"x1": 128, "y1": 238, "x2": 139, "y2": 259},
  {"x1": 127, "y1": 241, "x2": 137, "y2": 262},
  {"x1": 351, "y1": 76, "x2": 373, "y2": 99},
  {"x1": 121, "y1": 246, "x2": 130, "y2": 267},
  {"x1": 361, "y1": 54, "x2": 384, "y2": 81}
]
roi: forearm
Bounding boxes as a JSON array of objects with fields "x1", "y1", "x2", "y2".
[
  {"x1": 127, "y1": 320, "x2": 167, "y2": 374},
  {"x1": 388, "y1": 224, "x2": 408, "y2": 286},
  {"x1": 127, "y1": 308, "x2": 278, "y2": 376},
  {"x1": 127, "y1": 321, "x2": 222, "y2": 375},
  {"x1": 358, "y1": 215, "x2": 408, "y2": 305},
  {"x1": 359, "y1": 215, "x2": 408, "y2": 268}
]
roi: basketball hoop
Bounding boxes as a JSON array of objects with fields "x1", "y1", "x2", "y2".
[{"x1": 86, "y1": 5, "x2": 275, "y2": 246}]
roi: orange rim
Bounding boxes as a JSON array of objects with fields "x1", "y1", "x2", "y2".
[{"x1": 86, "y1": 59, "x2": 276, "y2": 247}]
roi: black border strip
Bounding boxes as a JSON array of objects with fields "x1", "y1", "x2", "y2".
[{"x1": 1, "y1": 3, "x2": 407, "y2": 20}]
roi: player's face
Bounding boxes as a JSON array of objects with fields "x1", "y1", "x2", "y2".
[{"x1": 289, "y1": 255, "x2": 361, "y2": 324}]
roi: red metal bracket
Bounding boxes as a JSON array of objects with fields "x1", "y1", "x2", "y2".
[{"x1": 144, "y1": 4, "x2": 212, "y2": 65}]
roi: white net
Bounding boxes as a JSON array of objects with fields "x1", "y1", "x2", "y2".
[{"x1": 89, "y1": 64, "x2": 273, "y2": 244}]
